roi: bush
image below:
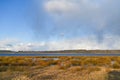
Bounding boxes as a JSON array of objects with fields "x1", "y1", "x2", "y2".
[
  {"x1": 8, "y1": 66, "x2": 28, "y2": 71},
  {"x1": 88, "y1": 66, "x2": 101, "y2": 72},
  {"x1": 69, "y1": 67, "x2": 82, "y2": 72},
  {"x1": 0, "y1": 66, "x2": 7, "y2": 72},
  {"x1": 112, "y1": 62, "x2": 120, "y2": 69},
  {"x1": 59, "y1": 61, "x2": 71, "y2": 69}
]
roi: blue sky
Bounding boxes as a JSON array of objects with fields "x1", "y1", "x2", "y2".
[
  {"x1": 0, "y1": 0, "x2": 120, "y2": 51},
  {"x1": 0, "y1": 0, "x2": 95, "y2": 41},
  {"x1": 0, "y1": 0, "x2": 34, "y2": 42}
]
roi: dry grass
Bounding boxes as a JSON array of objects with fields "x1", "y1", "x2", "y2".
[
  {"x1": 0, "y1": 56, "x2": 120, "y2": 80},
  {"x1": 0, "y1": 66, "x2": 106, "y2": 80},
  {"x1": 1, "y1": 65, "x2": 120, "y2": 80}
]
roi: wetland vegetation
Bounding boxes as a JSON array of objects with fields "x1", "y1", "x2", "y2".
[{"x1": 0, "y1": 56, "x2": 120, "y2": 80}]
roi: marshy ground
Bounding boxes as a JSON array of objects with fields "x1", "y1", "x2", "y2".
[{"x1": 0, "y1": 56, "x2": 120, "y2": 80}]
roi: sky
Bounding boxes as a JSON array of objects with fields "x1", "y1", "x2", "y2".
[{"x1": 0, "y1": 0, "x2": 120, "y2": 51}]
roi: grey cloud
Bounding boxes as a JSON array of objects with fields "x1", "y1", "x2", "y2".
[{"x1": 44, "y1": 0, "x2": 120, "y2": 41}]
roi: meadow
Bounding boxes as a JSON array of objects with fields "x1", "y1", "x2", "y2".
[{"x1": 0, "y1": 56, "x2": 120, "y2": 80}]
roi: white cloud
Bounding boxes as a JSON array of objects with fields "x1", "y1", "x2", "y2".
[
  {"x1": 44, "y1": 0, "x2": 120, "y2": 31},
  {"x1": 0, "y1": 35, "x2": 120, "y2": 51},
  {"x1": 44, "y1": 0, "x2": 102, "y2": 22},
  {"x1": 46, "y1": 35, "x2": 120, "y2": 50},
  {"x1": 44, "y1": 0, "x2": 79, "y2": 16},
  {"x1": 48, "y1": 0, "x2": 100, "y2": 27},
  {"x1": 0, "y1": 39, "x2": 47, "y2": 51}
]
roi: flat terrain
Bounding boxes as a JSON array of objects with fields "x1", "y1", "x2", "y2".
[
  {"x1": 0, "y1": 56, "x2": 120, "y2": 80},
  {"x1": 1, "y1": 50, "x2": 120, "y2": 54},
  {"x1": 0, "y1": 65, "x2": 120, "y2": 80},
  {"x1": 1, "y1": 53, "x2": 120, "y2": 56}
]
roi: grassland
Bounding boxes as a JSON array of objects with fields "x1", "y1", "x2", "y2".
[{"x1": 0, "y1": 56, "x2": 120, "y2": 80}]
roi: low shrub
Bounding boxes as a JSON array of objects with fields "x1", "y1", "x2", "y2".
[
  {"x1": 0, "y1": 66, "x2": 7, "y2": 72},
  {"x1": 112, "y1": 62, "x2": 120, "y2": 69}
]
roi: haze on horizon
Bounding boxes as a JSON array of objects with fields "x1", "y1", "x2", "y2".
[{"x1": 0, "y1": 0, "x2": 120, "y2": 51}]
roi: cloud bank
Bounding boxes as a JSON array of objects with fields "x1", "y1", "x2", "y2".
[
  {"x1": 1, "y1": 35, "x2": 120, "y2": 51},
  {"x1": 44, "y1": 0, "x2": 120, "y2": 39}
]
